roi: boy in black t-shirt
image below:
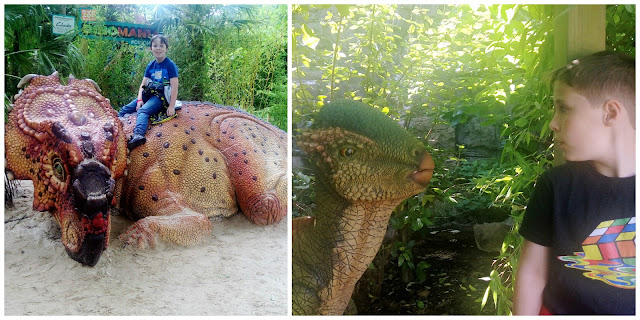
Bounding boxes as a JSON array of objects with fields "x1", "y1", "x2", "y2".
[{"x1": 513, "y1": 51, "x2": 635, "y2": 315}]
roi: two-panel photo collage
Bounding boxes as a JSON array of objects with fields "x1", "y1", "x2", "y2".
[{"x1": 2, "y1": 3, "x2": 636, "y2": 317}]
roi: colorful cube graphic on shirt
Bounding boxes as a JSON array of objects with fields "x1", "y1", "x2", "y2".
[{"x1": 581, "y1": 217, "x2": 635, "y2": 264}]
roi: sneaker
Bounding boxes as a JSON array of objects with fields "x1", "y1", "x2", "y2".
[{"x1": 127, "y1": 134, "x2": 146, "y2": 151}]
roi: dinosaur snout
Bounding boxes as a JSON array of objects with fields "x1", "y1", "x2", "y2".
[
  {"x1": 411, "y1": 152, "x2": 435, "y2": 187},
  {"x1": 63, "y1": 159, "x2": 113, "y2": 266}
]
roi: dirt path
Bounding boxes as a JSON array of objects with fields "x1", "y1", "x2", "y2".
[{"x1": 4, "y1": 180, "x2": 288, "y2": 316}]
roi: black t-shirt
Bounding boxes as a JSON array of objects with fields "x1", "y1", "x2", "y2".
[{"x1": 520, "y1": 161, "x2": 635, "y2": 315}]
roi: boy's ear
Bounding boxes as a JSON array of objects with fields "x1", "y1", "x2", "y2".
[{"x1": 603, "y1": 99, "x2": 622, "y2": 126}]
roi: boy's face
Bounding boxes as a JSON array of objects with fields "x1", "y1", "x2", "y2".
[
  {"x1": 550, "y1": 82, "x2": 611, "y2": 162},
  {"x1": 150, "y1": 39, "x2": 167, "y2": 61}
]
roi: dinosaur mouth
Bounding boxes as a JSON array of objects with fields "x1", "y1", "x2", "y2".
[
  {"x1": 64, "y1": 159, "x2": 114, "y2": 266},
  {"x1": 410, "y1": 152, "x2": 435, "y2": 187}
]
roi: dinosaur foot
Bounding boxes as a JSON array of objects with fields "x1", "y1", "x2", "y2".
[
  {"x1": 119, "y1": 212, "x2": 212, "y2": 248},
  {"x1": 243, "y1": 192, "x2": 285, "y2": 225}
]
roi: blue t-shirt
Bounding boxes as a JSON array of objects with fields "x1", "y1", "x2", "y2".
[{"x1": 144, "y1": 57, "x2": 179, "y2": 86}]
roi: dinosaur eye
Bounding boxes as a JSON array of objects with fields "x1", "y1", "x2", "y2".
[
  {"x1": 52, "y1": 157, "x2": 65, "y2": 180},
  {"x1": 340, "y1": 148, "x2": 355, "y2": 157}
]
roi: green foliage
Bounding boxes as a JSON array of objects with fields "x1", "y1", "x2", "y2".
[
  {"x1": 4, "y1": 5, "x2": 85, "y2": 97},
  {"x1": 4, "y1": 4, "x2": 287, "y2": 131},
  {"x1": 161, "y1": 4, "x2": 288, "y2": 129},
  {"x1": 391, "y1": 195, "x2": 435, "y2": 234},
  {"x1": 389, "y1": 194, "x2": 435, "y2": 283},
  {"x1": 292, "y1": 3, "x2": 553, "y2": 294},
  {"x1": 292, "y1": 169, "x2": 316, "y2": 218},
  {"x1": 80, "y1": 40, "x2": 148, "y2": 108},
  {"x1": 606, "y1": 5, "x2": 635, "y2": 56},
  {"x1": 390, "y1": 238, "x2": 432, "y2": 283}
]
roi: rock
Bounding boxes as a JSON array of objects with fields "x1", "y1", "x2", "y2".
[
  {"x1": 409, "y1": 117, "x2": 456, "y2": 150},
  {"x1": 473, "y1": 217, "x2": 514, "y2": 253},
  {"x1": 455, "y1": 116, "x2": 501, "y2": 160}
]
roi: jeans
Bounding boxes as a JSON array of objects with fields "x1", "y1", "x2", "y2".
[{"x1": 118, "y1": 96, "x2": 164, "y2": 135}]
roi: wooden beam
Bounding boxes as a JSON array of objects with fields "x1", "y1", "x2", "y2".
[{"x1": 553, "y1": 5, "x2": 606, "y2": 68}]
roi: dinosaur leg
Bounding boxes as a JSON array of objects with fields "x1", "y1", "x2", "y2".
[
  {"x1": 119, "y1": 133, "x2": 238, "y2": 248},
  {"x1": 119, "y1": 209, "x2": 212, "y2": 248},
  {"x1": 210, "y1": 113, "x2": 288, "y2": 225}
]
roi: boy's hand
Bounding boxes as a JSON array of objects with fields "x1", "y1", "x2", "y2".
[
  {"x1": 167, "y1": 106, "x2": 175, "y2": 117},
  {"x1": 136, "y1": 100, "x2": 143, "y2": 111}
]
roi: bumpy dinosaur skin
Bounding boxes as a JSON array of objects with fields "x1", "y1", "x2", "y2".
[
  {"x1": 292, "y1": 100, "x2": 435, "y2": 315},
  {"x1": 5, "y1": 73, "x2": 287, "y2": 266},
  {"x1": 118, "y1": 101, "x2": 287, "y2": 247}
]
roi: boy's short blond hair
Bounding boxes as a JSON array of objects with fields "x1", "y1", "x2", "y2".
[{"x1": 550, "y1": 51, "x2": 635, "y2": 125}]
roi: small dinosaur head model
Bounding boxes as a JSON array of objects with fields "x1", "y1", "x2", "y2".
[
  {"x1": 293, "y1": 100, "x2": 434, "y2": 314},
  {"x1": 5, "y1": 72, "x2": 127, "y2": 266},
  {"x1": 297, "y1": 100, "x2": 434, "y2": 203}
]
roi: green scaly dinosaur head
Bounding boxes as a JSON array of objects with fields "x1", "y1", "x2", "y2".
[{"x1": 297, "y1": 100, "x2": 434, "y2": 203}]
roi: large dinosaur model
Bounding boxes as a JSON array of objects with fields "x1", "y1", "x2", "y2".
[
  {"x1": 5, "y1": 72, "x2": 287, "y2": 266},
  {"x1": 292, "y1": 100, "x2": 435, "y2": 314}
]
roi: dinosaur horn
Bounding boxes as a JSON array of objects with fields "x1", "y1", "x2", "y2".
[
  {"x1": 86, "y1": 79, "x2": 102, "y2": 92},
  {"x1": 17, "y1": 74, "x2": 39, "y2": 89},
  {"x1": 13, "y1": 90, "x2": 22, "y2": 101}
]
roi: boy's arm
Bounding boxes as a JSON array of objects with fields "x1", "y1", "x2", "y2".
[
  {"x1": 513, "y1": 239, "x2": 550, "y2": 315},
  {"x1": 136, "y1": 77, "x2": 151, "y2": 110},
  {"x1": 166, "y1": 77, "x2": 179, "y2": 116}
]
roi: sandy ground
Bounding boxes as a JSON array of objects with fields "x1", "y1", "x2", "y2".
[{"x1": 4, "y1": 180, "x2": 288, "y2": 316}]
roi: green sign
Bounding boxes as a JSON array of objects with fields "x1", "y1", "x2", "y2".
[
  {"x1": 79, "y1": 21, "x2": 157, "y2": 45},
  {"x1": 52, "y1": 14, "x2": 75, "y2": 35}
]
